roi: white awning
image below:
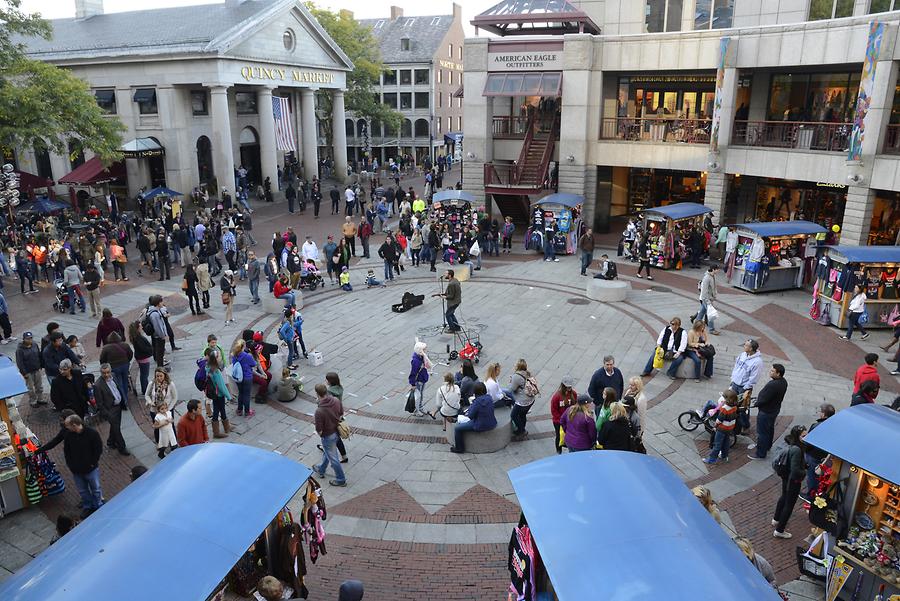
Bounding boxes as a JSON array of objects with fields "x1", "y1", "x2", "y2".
[{"x1": 120, "y1": 138, "x2": 165, "y2": 158}]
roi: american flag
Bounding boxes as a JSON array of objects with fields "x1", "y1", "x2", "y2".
[{"x1": 272, "y1": 96, "x2": 296, "y2": 152}]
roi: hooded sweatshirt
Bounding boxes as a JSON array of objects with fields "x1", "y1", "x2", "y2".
[
  {"x1": 853, "y1": 364, "x2": 879, "y2": 394},
  {"x1": 314, "y1": 395, "x2": 343, "y2": 437}
]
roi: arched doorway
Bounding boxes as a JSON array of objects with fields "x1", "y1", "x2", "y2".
[
  {"x1": 238, "y1": 127, "x2": 261, "y2": 190},
  {"x1": 196, "y1": 136, "x2": 213, "y2": 186}
]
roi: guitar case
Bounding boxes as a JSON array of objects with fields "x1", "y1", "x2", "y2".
[{"x1": 391, "y1": 291, "x2": 425, "y2": 313}]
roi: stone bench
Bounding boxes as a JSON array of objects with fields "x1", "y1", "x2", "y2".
[
  {"x1": 586, "y1": 279, "x2": 630, "y2": 302},
  {"x1": 446, "y1": 406, "x2": 512, "y2": 453},
  {"x1": 261, "y1": 290, "x2": 303, "y2": 314},
  {"x1": 251, "y1": 353, "x2": 285, "y2": 402},
  {"x1": 673, "y1": 354, "x2": 709, "y2": 380}
]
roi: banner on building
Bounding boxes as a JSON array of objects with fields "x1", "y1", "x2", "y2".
[
  {"x1": 272, "y1": 96, "x2": 296, "y2": 152},
  {"x1": 847, "y1": 20, "x2": 885, "y2": 162},
  {"x1": 709, "y1": 37, "x2": 731, "y2": 153}
]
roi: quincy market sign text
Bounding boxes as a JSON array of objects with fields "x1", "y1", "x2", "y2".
[{"x1": 487, "y1": 52, "x2": 563, "y2": 72}]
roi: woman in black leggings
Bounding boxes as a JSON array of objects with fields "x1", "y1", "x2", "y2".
[
  {"x1": 183, "y1": 264, "x2": 203, "y2": 315},
  {"x1": 636, "y1": 236, "x2": 654, "y2": 281}
]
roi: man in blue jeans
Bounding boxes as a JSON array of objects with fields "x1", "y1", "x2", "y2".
[
  {"x1": 313, "y1": 384, "x2": 346, "y2": 486},
  {"x1": 36, "y1": 414, "x2": 104, "y2": 518},
  {"x1": 747, "y1": 364, "x2": 788, "y2": 460}
]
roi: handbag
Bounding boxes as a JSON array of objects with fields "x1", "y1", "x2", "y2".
[
  {"x1": 337, "y1": 419, "x2": 351, "y2": 440},
  {"x1": 698, "y1": 344, "x2": 716, "y2": 359},
  {"x1": 858, "y1": 309, "x2": 869, "y2": 325},
  {"x1": 24, "y1": 464, "x2": 42, "y2": 505},
  {"x1": 181, "y1": 279, "x2": 188, "y2": 291},
  {"x1": 221, "y1": 291, "x2": 232, "y2": 305},
  {"x1": 558, "y1": 427, "x2": 566, "y2": 447},
  {"x1": 652, "y1": 346, "x2": 665, "y2": 369},
  {"x1": 404, "y1": 389, "x2": 416, "y2": 413},
  {"x1": 808, "y1": 480, "x2": 845, "y2": 535}
]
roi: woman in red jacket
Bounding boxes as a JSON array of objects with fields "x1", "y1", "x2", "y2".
[
  {"x1": 550, "y1": 377, "x2": 577, "y2": 455},
  {"x1": 273, "y1": 274, "x2": 296, "y2": 308}
]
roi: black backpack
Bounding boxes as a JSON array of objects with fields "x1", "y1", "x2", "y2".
[
  {"x1": 771, "y1": 447, "x2": 790, "y2": 478},
  {"x1": 606, "y1": 262, "x2": 618, "y2": 279},
  {"x1": 140, "y1": 308, "x2": 155, "y2": 337}
]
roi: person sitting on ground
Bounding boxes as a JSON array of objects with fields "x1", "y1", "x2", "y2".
[
  {"x1": 278, "y1": 367, "x2": 302, "y2": 402},
  {"x1": 450, "y1": 382, "x2": 497, "y2": 454},
  {"x1": 365, "y1": 269, "x2": 385, "y2": 288},
  {"x1": 560, "y1": 394, "x2": 596, "y2": 452},
  {"x1": 339, "y1": 266, "x2": 352, "y2": 291}
]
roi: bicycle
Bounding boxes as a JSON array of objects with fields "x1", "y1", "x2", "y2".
[{"x1": 677, "y1": 403, "x2": 751, "y2": 450}]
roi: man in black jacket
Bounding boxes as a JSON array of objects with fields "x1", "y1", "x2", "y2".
[
  {"x1": 285, "y1": 182, "x2": 296, "y2": 214},
  {"x1": 50, "y1": 359, "x2": 88, "y2": 417},
  {"x1": 748, "y1": 363, "x2": 788, "y2": 460},
  {"x1": 329, "y1": 186, "x2": 340, "y2": 216},
  {"x1": 377, "y1": 236, "x2": 397, "y2": 282},
  {"x1": 37, "y1": 414, "x2": 104, "y2": 518},
  {"x1": 96, "y1": 363, "x2": 130, "y2": 456}
]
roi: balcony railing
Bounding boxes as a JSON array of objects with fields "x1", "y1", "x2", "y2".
[
  {"x1": 600, "y1": 117, "x2": 712, "y2": 144},
  {"x1": 731, "y1": 120, "x2": 851, "y2": 152},
  {"x1": 492, "y1": 116, "x2": 530, "y2": 138},
  {"x1": 884, "y1": 124, "x2": 900, "y2": 155},
  {"x1": 484, "y1": 163, "x2": 520, "y2": 186}
]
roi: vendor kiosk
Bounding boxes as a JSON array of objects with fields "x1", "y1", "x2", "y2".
[
  {"x1": 431, "y1": 189, "x2": 476, "y2": 232},
  {"x1": 507, "y1": 452, "x2": 781, "y2": 601},
  {"x1": 728, "y1": 221, "x2": 825, "y2": 293},
  {"x1": 527, "y1": 193, "x2": 584, "y2": 255},
  {"x1": 0, "y1": 356, "x2": 28, "y2": 517},
  {"x1": 802, "y1": 404, "x2": 900, "y2": 600},
  {"x1": 0, "y1": 444, "x2": 319, "y2": 601},
  {"x1": 641, "y1": 202, "x2": 713, "y2": 269},
  {"x1": 812, "y1": 246, "x2": 900, "y2": 329}
]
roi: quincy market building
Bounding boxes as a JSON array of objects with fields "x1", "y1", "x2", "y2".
[
  {"x1": 15, "y1": 0, "x2": 353, "y2": 199},
  {"x1": 464, "y1": 1, "x2": 900, "y2": 246}
]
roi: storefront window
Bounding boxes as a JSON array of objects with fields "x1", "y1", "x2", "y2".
[
  {"x1": 619, "y1": 75, "x2": 716, "y2": 118},
  {"x1": 694, "y1": 0, "x2": 734, "y2": 29},
  {"x1": 870, "y1": 190, "x2": 900, "y2": 245},
  {"x1": 628, "y1": 168, "x2": 705, "y2": 212},
  {"x1": 645, "y1": 0, "x2": 682, "y2": 33},
  {"x1": 766, "y1": 71, "x2": 859, "y2": 121},
  {"x1": 752, "y1": 179, "x2": 847, "y2": 228},
  {"x1": 808, "y1": 0, "x2": 853, "y2": 20}
]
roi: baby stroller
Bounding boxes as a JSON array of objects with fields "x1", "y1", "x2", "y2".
[
  {"x1": 52, "y1": 279, "x2": 70, "y2": 313},
  {"x1": 298, "y1": 270, "x2": 324, "y2": 290}
]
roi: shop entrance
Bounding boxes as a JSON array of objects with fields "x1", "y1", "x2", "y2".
[
  {"x1": 741, "y1": 177, "x2": 847, "y2": 229},
  {"x1": 619, "y1": 167, "x2": 706, "y2": 214},
  {"x1": 196, "y1": 135, "x2": 213, "y2": 186},
  {"x1": 238, "y1": 127, "x2": 261, "y2": 189}
]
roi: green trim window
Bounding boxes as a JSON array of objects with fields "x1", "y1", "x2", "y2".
[{"x1": 808, "y1": 0, "x2": 853, "y2": 20}]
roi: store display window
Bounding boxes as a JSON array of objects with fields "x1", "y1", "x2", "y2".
[{"x1": 766, "y1": 71, "x2": 859, "y2": 122}]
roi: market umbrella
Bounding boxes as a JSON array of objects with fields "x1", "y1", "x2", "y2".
[
  {"x1": 18, "y1": 197, "x2": 70, "y2": 214},
  {"x1": 143, "y1": 186, "x2": 183, "y2": 200},
  {"x1": 432, "y1": 190, "x2": 474, "y2": 203}
]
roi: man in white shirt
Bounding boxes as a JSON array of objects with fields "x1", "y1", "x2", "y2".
[
  {"x1": 301, "y1": 236, "x2": 319, "y2": 263},
  {"x1": 344, "y1": 186, "x2": 355, "y2": 216},
  {"x1": 640, "y1": 317, "x2": 687, "y2": 377}
]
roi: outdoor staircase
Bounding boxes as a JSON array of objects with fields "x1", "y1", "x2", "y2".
[
  {"x1": 491, "y1": 194, "x2": 531, "y2": 225},
  {"x1": 483, "y1": 113, "x2": 559, "y2": 195}
]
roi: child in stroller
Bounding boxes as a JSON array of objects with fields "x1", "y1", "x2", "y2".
[
  {"x1": 52, "y1": 279, "x2": 70, "y2": 313},
  {"x1": 298, "y1": 259, "x2": 323, "y2": 290}
]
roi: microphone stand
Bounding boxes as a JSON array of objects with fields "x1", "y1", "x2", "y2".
[{"x1": 438, "y1": 273, "x2": 447, "y2": 329}]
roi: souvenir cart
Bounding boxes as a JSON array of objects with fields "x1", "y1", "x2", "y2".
[
  {"x1": 727, "y1": 221, "x2": 825, "y2": 293},
  {"x1": 506, "y1": 452, "x2": 781, "y2": 601},
  {"x1": 524, "y1": 193, "x2": 583, "y2": 255},
  {"x1": 801, "y1": 404, "x2": 900, "y2": 600},
  {"x1": 431, "y1": 189, "x2": 476, "y2": 235},
  {"x1": 0, "y1": 356, "x2": 29, "y2": 517},
  {"x1": 641, "y1": 202, "x2": 713, "y2": 269},
  {"x1": 0, "y1": 444, "x2": 327, "y2": 601},
  {"x1": 811, "y1": 246, "x2": 900, "y2": 329}
]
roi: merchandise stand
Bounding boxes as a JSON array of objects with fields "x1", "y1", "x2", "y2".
[
  {"x1": 641, "y1": 202, "x2": 713, "y2": 270},
  {"x1": 0, "y1": 356, "x2": 31, "y2": 518},
  {"x1": 0, "y1": 444, "x2": 324, "y2": 601},
  {"x1": 802, "y1": 405, "x2": 900, "y2": 600},
  {"x1": 727, "y1": 221, "x2": 826, "y2": 293},
  {"x1": 506, "y1": 453, "x2": 781, "y2": 601},
  {"x1": 430, "y1": 190, "x2": 477, "y2": 249},
  {"x1": 812, "y1": 246, "x2": 900, "y2": 329},
  {"x1": 526, "y1": 193, "x2": 584, "y2": 255}
]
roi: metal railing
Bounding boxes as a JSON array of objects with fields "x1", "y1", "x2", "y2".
[
  {"x1": 492, "y1": 116, "x2": 531, "y2": 137},
  {"x1": 731, "y1": 120, "x2": 851, "y2": 152},
  {"x1": 484, "y1": 163, "x2": 520, "y2": 187},
  {"x1": 884, "y1": 124, "x2": 900, "y2": 155},
  {"x1": 600, "y1": 117, "x2": 712, "y2": 144}
]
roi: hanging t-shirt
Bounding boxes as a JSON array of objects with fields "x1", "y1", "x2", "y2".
[
  {"x1": 882, "y1": 269, "x2": 898, "y2": 300},
  {"x1": 865, "y1": 270, "x2": 882, "y2": 299},
  {"x1": 508, "y1": 525, "x2": 536, "y2": 601},
  {"x1": 557, "y1": 209, "x2": 572, "y2": 233}
]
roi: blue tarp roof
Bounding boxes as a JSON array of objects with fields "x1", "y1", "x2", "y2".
[
  {"x1": 508, "y1": 453, "x2": 781, "y2": 601},
  {"x1": 644, "y1": 202, "x2": 713, "y2": 220},
  {"x1": 0, "y1": 444, "x2": 311, "y2": 601},
  {"x1": 803, "y1": 404, "x2": 900, "y2": 484},
  {"x1": 533, "y1": 193, "x2": 583, "y2": 208},
  {"x1": 0, "y1": 355, "x2": 27, "y2": 399},
  {"x1": 143, "y1": 186, "x2": 183, "y2": 199},
  {"x1": 17, "y1": 197, "x2": 71, "y2": 214},
  {"x1": 432, "y1": 190, "x2": 474, "y2": 203},
  {"x1": 826, "y1": 245, "x2": 900, "y2": 264},
  {"x1": 735, "y1": 220, "x2": 827, "y2": 237}
]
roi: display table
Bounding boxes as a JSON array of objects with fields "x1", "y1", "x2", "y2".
[
  {"x1": 728, "y1": 221, "x2": 825, "y2": 293},
  {"x1": 642, "y1": 202, "x2": 713, "y2": 270},
  {"x1": 812, "y1": 245, "x2": 900, "y2": 329}
]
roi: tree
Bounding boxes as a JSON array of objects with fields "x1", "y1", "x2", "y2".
[
  {"x1": 305, "y1": 3, "x2": 402, "y2": 155},
  {"x1": 0, "y1": 0, "x2": 124, "y2": 164}
]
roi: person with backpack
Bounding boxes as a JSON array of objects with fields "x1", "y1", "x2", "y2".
[
  {"x1": 230, "y1": 340, "x2": 257, "y2": 418},
  {"x1": 506, "y1": 359, "x2": 537, "y2": 440},
  {"x1": 201, "y1": 350, "x2": 231, "y2": 438},
  {"x1": 772, "y1": 425, "x2": 808, "y2": 539},
  {"x1": 143, "y1": 295, "x2": 168, "y2": 370}
]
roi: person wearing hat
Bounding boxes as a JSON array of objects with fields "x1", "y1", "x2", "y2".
[
  {"x1": 16, "y1": 331, "x2": 45, "y2": 407},
  {"x1": 339, "y1": 266, "x2": 352, "y2": 291},
  {"x1": 560, "y1": 394, "x2": 596, "y2": 452},
  {"x1": 220, "y1": 270, "x2": 237, "y2": 325}
]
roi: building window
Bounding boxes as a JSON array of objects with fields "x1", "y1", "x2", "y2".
[
  {"x1": 384, "y1": 70, "x2": 397, "y2": 85},
  {"x1": 133, "y1": 87, "x2": 157, "y2": 115},
  {"x1": 437, "y1": 93, "x2": 442, "y2": 108},
  {"x1": 694, "y1": 0, "x2": 733, "y2": 29},
  {"x1": 448, "y1": 43, "x2": 453, "y2": 58},
  {"x1": 383, "y1": 92, "x2": 398, "y2": 109},
  {"x1": 235, "y1": 91, "x2": 258, "y2": 115},
  {"x1": 401, "y1": 119, "x2": 412, "y2": 137},
  {"x1": 400, "y1": 92, "x2": 412, "y2": 110},
  {"x1": 449, "y1": 71, "x2": 454, "y2": 86},
  {"x1": 448, "y1": 93, "x2": 453, "y2": 108},
  {"x1": 870, "y1": 0, "x2": 896, "y2": 12},
  {"x1": 33, "y1": 145, "x2": 52, "y2": 180},
  {"x1": 431, "y1": 16, "x2": 441, "y2": 25},
  {"x1": 414, "y1": 118, "x2": 429, "y2": 137},
  {"x1": 191, "y1": 91, "x2": 208, "y2": 116},
  {"x1": 94, "y1": 89, "x2": 117, "y2": 114},
  {"x1": 646, "y1": 0, "x2": 683, "y2": 33},
  {"x1": 415, "y1": 69, "x2": 430, "y2": 85},
  {"x1": 447, "y1": 117, "x2": 452, "y2": 133},
  {"x1": 68, "y1": 139, "x2": 84, "y2": 170},
  {"x1": 457, "y1": 116, "x2": 462, "y2": 131},
  {"x1": 415, "y1": 92, "x2": 429, "y2": 109},
  {"x1": 374, "y1": 19, "x2": 385, "y2": 28},
  {"x1": 767, "y1": 71, "x2": 860, "y2": 121},
  {"x1": 400, "y1": 70, "x2": 412, "y2": 85},
  {"x1": 283, "y1": 28, "x2": 296, "y2": 52},
  {"x1": 400, "y1": 37, "x2": 410, "y2": 51},
  {"x1": 438, "y1": 70, "x2": 443, "y2": 84},
  {"x1": 437, "y1": 118, "x2": 442, "y2": 133},
  {"x1": 457, "y1": 96, "x2": 462, "y2": 108},
  {"x1": 809, "y1": 0, "x2": 854, "y2": 19},
  {"x1": 404, "y1": 17, "x2": 416, "y2": 27}
]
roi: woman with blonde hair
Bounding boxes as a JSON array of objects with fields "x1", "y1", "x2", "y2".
[
  {"x1": 691, "y1": 485, "x2": 721, "y2": 523},
  {"x1": 622, "y1": 376, "x2": 647, "y2": 424},
  {"x1": 597, "y1": 401, "x2": 633, "y2": 451},
  {"x1": 506, "y1": 358, "x2": 536, "y2": 439},
  {"x1": 484, "y1": 362, "x2": 512, "y2": 408},
  {"x1": 408, "y1": 338, "x2": 432, "y2": 417},
  {"x1": 733, "y1": 536, "x2": 776, "y2": 586},
  {"x1": 559, "y1": 394, "x2": 596, "y2": 452},
  {"x1": 434, "y1": 372, "x2": 461, "y2": 430}
]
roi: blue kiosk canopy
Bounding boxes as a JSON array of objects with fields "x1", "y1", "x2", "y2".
[
  {"x1": 0, "y1": 355, "x2": 27, "y2": 399},
  {"x1": 0, "y1": 444, "x2": 312, "y2": 601},
  {"x1": 143, "y1": 186, "x2": 183, "y2": 200},
  {"x1": 432, "y1": 189, "x2": 474, "y2": 203},
  {"x1": 644, "y1": 202, "x2": 713, "y2": 221},
  {"x1": 533, "y1": 193, "x2": 584, "y2": 209},
  {"x1": 736, "y1": 220, "x2": 826, "y2": 237},
  {"x1": 826, "y1": 245, "x2": 900, "y2": 264},
  {"x1": 803, "y1": 404, "x2": 900, "y2": 485},
  {"x1": 509, "y1": 453, "x2": 781, "y2": 601}
]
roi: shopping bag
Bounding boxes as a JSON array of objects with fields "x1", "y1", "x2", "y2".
[
  {"x1": 24, "y1": 464, "x2": 42, "y2": 505},
  {"x1": 706, "y1": 304, "x2": 719, "y2": 320},
  {"x1": 404, "y1": 389, "x2": 416, "y2": 413},
  {"x1": 558, "y1": 427, "x2": 566, "y2": 447},
  {"x1": 337, "y1": 419, "x2": 351, "y2": 440},
  {"x1": 859, "y1": 309, "x2": 869, "y2": 325},
  {"x1": 652, "y1": 346, "x2": 664, "y2": 370}
]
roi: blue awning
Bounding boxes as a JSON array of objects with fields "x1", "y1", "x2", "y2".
[
  {"x1": 0, "y1": 355, "x2": 27, "y2": 399},
  {"x1": 826, "y1": 245, "x2": 900, "y2": 264},
  {"x1": 0, "y1": 444, "x2": 312, "y2": 601},
  {"x1": 802, "y1": 404, "x2": 900, "y2": 484},
  {"x1": 735, "y1": 221, "x2": 826, "y2": 237},
  {"x1": 432, "y1": 190, "x2": 474, "y2": 203},
  {"x1": 508, "y1": 453, "x2": 781, "y2": 601},
  {"x1": 443, "y1": 132, "x2": 463, "y2": 144},
  {"x1": 533, "y1": 193, "x2": 583, "y2": 209},
  {"x1": 644, "y1": 202, "x2": 713, "y2": 221},
  {"x1": 143, "y1": 186, "x2": 183, "y2": 200}
]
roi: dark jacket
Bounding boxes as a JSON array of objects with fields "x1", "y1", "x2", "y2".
[
  {"x1": 83, "y1": 269, "x2": 101, "y2": 291},
  {"x1": 806, "y1": 418, "x2": 829, "y2": 462},
  {"x1": 40, "y1": 426, "x2": 103, "y2": 475},
  {"x1": 99, "y1": 338, "x2": 133, "y2": 368},
  {"x1": 786, "y1": 444, "x2": 806, "y2": 482},
  {"x1": 42, "y1": 344, "x2": 80, "y2": 378},
  {"x1": 50, "y1": 372, "x2": 88, "y2": 417},
  {"x1": 131, "y1": 332, "x2": 153, "y2": 361},
  {"x1": 378, "y1": 241, "x2": 398, "y2": 262},
  {"x1": 755, "y1": 377, "x2": 788, "y2": 415},
  {"x1": 465, "y1": 393, "x2": 497, "y2": 432},
  {"x1": 588, "y1": 367, "x2": 624, "y2": 402},
  {"x1": 597, "y1": 417, "x2": 633, "y2": 451},
  {"x1": 15, "y1": 341, "x2": 42, "y2": 374},
  {"x1": 95, "y1": 377, "x2": 124, "y2": 419},
  {"x1": 96, "y1": 317, "x2": 125, "y2": 348}
]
